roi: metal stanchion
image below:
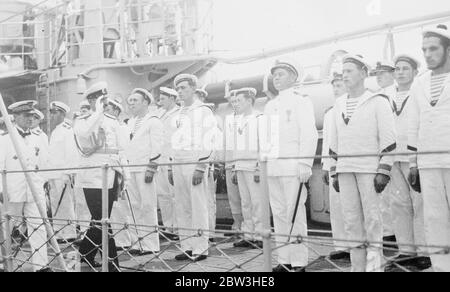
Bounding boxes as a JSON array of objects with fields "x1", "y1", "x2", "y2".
[
  {"x1": 1, "y1": 171, "x2": 13, "y2": 272},
  {"x1": 259, "y1": 159, "x2": 272, "y2": 272},
  {"x1": 101, "y1": 164, "x2": 109, "y2": 272}
]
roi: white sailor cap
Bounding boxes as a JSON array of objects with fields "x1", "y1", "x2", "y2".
[
  {"x1": 174, "y1": 74, "x2": 198, "y2": 88},
  {"x1": 423, "y1": 24, "x2": 450, "y2": 41},
  {"x1": 8, "y1": 100, "x2": 37, "y2": 114},
  {"x1": 160, "y1": 87, "x2": 178, "y2": 98},
  {"x1": 372, "y1": 60, "x2": 396, "y2": 74},
  {"x1": 195, "y1": 88, "x2": 208, "y2": 99},
  {"x1": 234, "y1": 87, "x2": 257, "y2": 98},
  {"x1": 342, "y1": 54, "x2": 371, "y2": 73},
  {"x1": 130, "y1": 88, "x2": 154, "y2": 104},
  {"x1": 32, "y1": 109, "x2": 45, "y2": 120},
  {"x1": 85, "y1": 82, "x2": 108, "y2": 100},
  {"x1": 50, "y1": 101, "x2": 70, "y2": 114},
  {"x1": 394, "y1": 54, "x2": 421, "y2": 70},
  {"x1": 79, "y1": 100, "x2": 91, "y2": 109},
  {"x1": 107, "y1": 97, "x2": 124, "y2": 113},
  {"x1": 270, "y1": 58, "x2": 302, "y2": 81}
]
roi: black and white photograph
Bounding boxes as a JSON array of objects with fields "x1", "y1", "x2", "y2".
[{"x1": 0, "y1": 0, "x2": 449, "y2": 276}]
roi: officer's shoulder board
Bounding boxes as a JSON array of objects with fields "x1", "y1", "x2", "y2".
[
  {"x1": 324, "y1": 106, "x2": 334, "y2": 115},
  {"x1": 78, "y1": 113, "x2": 91, "y2": 120},
  {"x1": 32, "y1": 128, "x2": 42, "y2": 135},
  {"x1": 104, "y1": 113, "x2": 117, "y2": 120},
  {"x1": 62, "y1": 121, "x2": 72, "y2": 130}
]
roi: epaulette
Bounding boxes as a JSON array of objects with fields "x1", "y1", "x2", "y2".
[
  {"x1": 324, "y1": 106, "x2": 334, "y2": 115},
  {"x1": 62, "y1": 122, "x2": 72, "y2": 130},
  {"x1": 104, "y1": 113, "x2": 117, "y2": 120},
  {"x1": 78, "y1": 113, "x2": 91, "y2": 120},
  {"x1": 32, "y1": 128, "x2": 43, "y2": 135}
]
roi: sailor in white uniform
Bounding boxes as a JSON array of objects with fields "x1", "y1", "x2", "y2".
[
  {"x1": 47, "y1": 101, "x2": 78, "y2": 242},
  {"x1": 0, "y1": 100, "x2": 51, "y2": 272},
  {"x1": 408, "y1": 25, "x2": 450, "y2": 272},
  {"x1": 156, "y1": 87, "x2": 180, "y2": 240},
  {"x1": 263, "y1": 58, "x2": 319, "y2": 272},
  {"x1": 124, "y1": 88, "x2": 163, "y2": 255},
  {"x1": 329, "y1": 55, "x2": 396, "y2": 272},
  {"x1": 370, "y1": 61, "x2": 398, "y2": 248},
  {"x1": 230, "y1": 87, "x2": 264, "y2": 249},
  {"x1": 172, "y1": 74, "x2": 216, "y2": 262},
  {"x1": 322, "y1": 73, "x2": 350, "y2": 261}
]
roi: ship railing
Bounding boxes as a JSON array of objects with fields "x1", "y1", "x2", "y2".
[{"x1": 1, "y1": 152, "x2": 450, "y2": 272}]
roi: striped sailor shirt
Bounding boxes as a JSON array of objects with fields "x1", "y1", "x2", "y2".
[
  {"x1": 346, "y1": 98, "x2": 359, "y2": 120},
  {"x1": 430, "y1": 73, "x2": 449, "y2": 106}
]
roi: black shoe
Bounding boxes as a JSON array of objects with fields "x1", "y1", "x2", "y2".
[
  {"x1": 414, "y1": 257, "x2": 432, "y2": 270},
  {"x1": 252, "y1": 241, "x2": 263, "y2": 249},
  {"x1": 57, "y1": 238, "x2": 77, "y2": 244},
  {"x1": 116, "y1": 246, "x2": 131, "y2": 252},
  {"x1": 81, "y1": 258, "x2": 102, "y2": 268},
  {"x1": 160, "y1": 231, "x2": 179, "y2": 241},
  {"x1": 139, "y1": 251, "x2": 157, "y2": 256},
  {"x1": 175, "y1": 251, "x2": 193, "y2": 261},
  {"x1": 72, "y1": 239, "x2": 83, "y2": 248},
  {"x1": 383, "y1": 235, "x2": 398, "y2": 250},
  {"x1": 292, "y1": 266, "x2": 306, "y2": 272},
  {"x1": 128, "y1": 249, "x2": 143, "y2": 256},
  {"x1": 36, "y1": 267, "x2": 53, "y2": 272},
  {"x1": 329, "y1": 251, "x2": 351, "y2": 261},
  {"x1": 192, "y1": 255, "x2": 207, "y2": 262},
  {"x1": 233, "y1": 240, "x2": 252, "y2": 248},
  {"x1": 224, "y1": 231, "x2": 238, "y2": 237},
  {"x1": 272, "y1": 264, "x2": 291, "y2": 272}
]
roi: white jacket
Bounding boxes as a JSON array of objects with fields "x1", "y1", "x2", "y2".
[
  {"x1": 125, "y1": 113, "x2": 163, "y2": 173},
  {"x1": 262, "y1": 87, "x2": 318, "y2": 177},
  {"x1": 159, "y1": 106, "x2": 181, "y2": 163},
  {"x1": 408, "y1": 71, "x2": 450, "y2": 169},
  {"x1": 0, "y1": 127, "x2": 49, "y2": 202},
  {"x1": 73, "y1": 110, "x2": 129, "y2": 189},
  {"x1": 172, "y1": 100, "x2": 216, "y2": 172},
  {"x1": 47, "y1": 121, "x2": 79, "y2": 180},
  {"x1": 232, "y1": 111, "x2": 263, "y2": 172},
  {"x1": 329, "y1": 91, "x2": 396, "y2": 176},
  {"x1": 321, "y1": 107, "x2": 334, "y2": 171}
]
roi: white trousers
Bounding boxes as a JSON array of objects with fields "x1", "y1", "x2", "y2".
[
  {"x1": 8, "y1": 201, "x2": 48, "y2": 272},
  {"x1": 156, "y1": 165, "x2": 176, "y2": 231},
  {"x1": 237, "y1": 171, "x2": 264, "y2": 241},
  {"x1": 389, "y1": 162, "x2": 426, "y2": 254},
  {"x1": 73, "y1": 187, "x2": 90, "y2": 233},
  {"x1": 419, "y1": 168, "x2": 450, "y2": 272},
  {"x1": 339, "y1": 173, "x2": 383, "y2": 272},
  {"x1": 268, "y1": 176, "x2": 308, "y2": 267},
  {"x1": 49, "y1": 179, "x2": 76, "y2": 239},
  {"x1": 127, "y1": 172, "x2": 160, "y2": 252},
  {"x1": 173, "y1": 163, "x2": 209, "y2": 255},
  {"x1": 328, "y1": 173, "x2": 347, "y2": 252},
  {"x1": 110, "y1": 197, "x2": 132, "y2": 248},
  {"x1": 208, "y1": 172, "x2": 217, "y2": 234},
  {"x1": 226, "y1": 169, "x2": 243, "y2": 230},
  {"x1": 381, "y1": 186, "x2": 394, "y2": 237}
]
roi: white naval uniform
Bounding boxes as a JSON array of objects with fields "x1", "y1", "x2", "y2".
[
  {"x1": 408, "y1": 71, "x2": 450, "y2": 272},
  {"x1": 233, "y1": 111, "x2": 264, "y2": 241},
  {"x1": 47, "y1": 121, "x2": 79, "y2": 240},
  {"x1": 73, "y1": 111, "x2": 129, "y2": 190},
  {"x1": 329, "y1": 91, "x2": 396, "y2": 272},
  {"x1": 262, "y1": 87, "x2": 318, "y2": 268},
  {"x1": 156, "y1": 106, "x2": 180, "y2": 232},
  {"x1": 384, "y1": 89, "x2": 426, "y2": 256},
  {"x1": 0, "y1": 127, "x2": 50, "y2": 271},
  {"x1": 322, "y1": 106, "x2": 347, "y2": 252},
  {"x1": 172, "y1": 100, "x2": 216, "y2": 255},
  {"x1": 377, "y1": 85, "x2": 396, "y2": 238},
  {"x1": 224, "y1": 112, "x2": 243, "y2": 231},
  {"x1": 124, "y1": 113, "x2": 163, "y2": 252}
]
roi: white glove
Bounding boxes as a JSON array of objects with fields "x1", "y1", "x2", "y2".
[{"x1": 298, "y1": 163, "x2": 312, "y2": 183}]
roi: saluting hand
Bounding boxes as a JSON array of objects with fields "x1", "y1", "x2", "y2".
[{"x1": 192, "y1": 170, "x2": 204, "y2": 186}]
